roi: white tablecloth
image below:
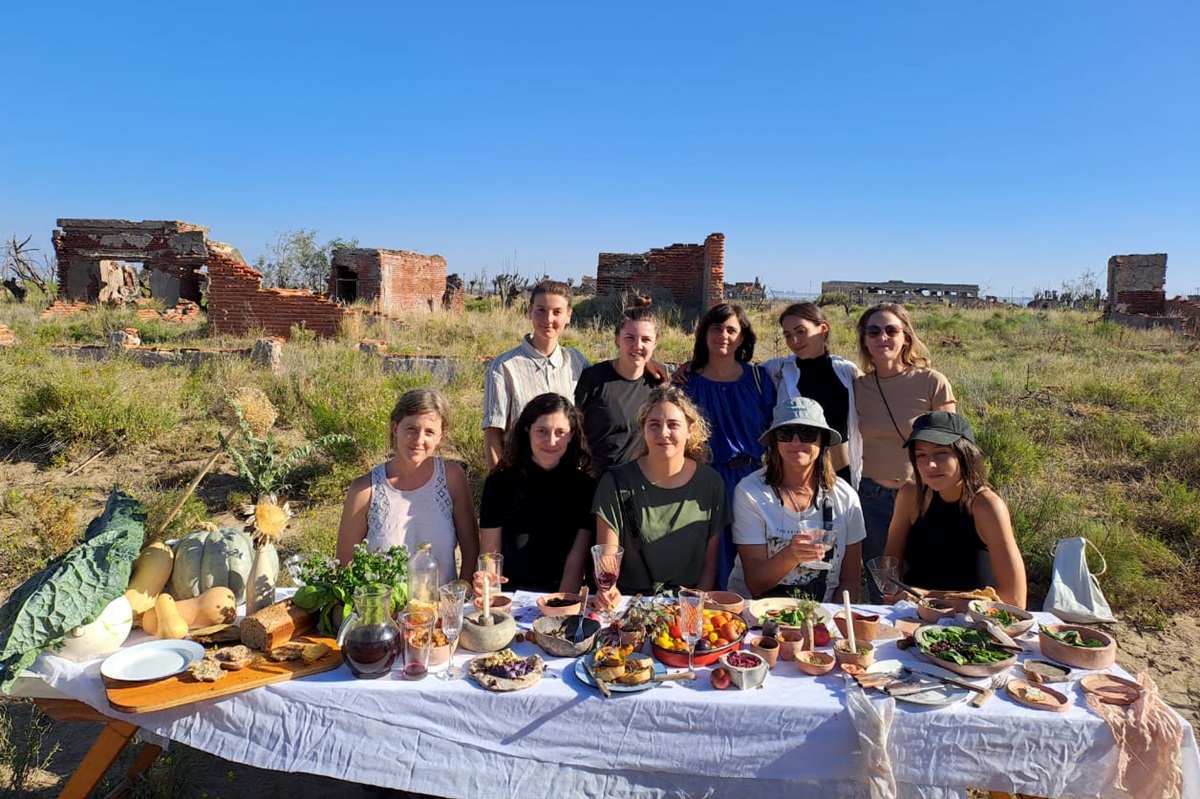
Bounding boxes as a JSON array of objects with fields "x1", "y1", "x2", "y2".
[{"x1": 22, "y1": 599, "x2": 1200, "y2": 799}]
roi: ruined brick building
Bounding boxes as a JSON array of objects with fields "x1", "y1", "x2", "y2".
[
  {"x1": 330, "y1": 248, "x2": 463, "y2": 314},
  {"x1": 596, "y1": 233, "x2": 725, "y2": 314},
  {"x1": 1104, "y1": 253, "x2": 1200, "y2": 333}
]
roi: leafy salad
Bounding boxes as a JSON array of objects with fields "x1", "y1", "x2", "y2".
[
  {"x1": 1039, "y1": 624, "x2": 1106, "y2": 648},
  {"x1": 918, "y1": 626, "x2": 1012, "y2": 666}
]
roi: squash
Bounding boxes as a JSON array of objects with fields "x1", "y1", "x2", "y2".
[
  {"x1": 151, "y1": 593, "x2": 189, "y2": 640},
  {"x1": 144, "y1": 586, "x2": 238, "y2": 632},
  {"x1": 52, "y1": 595, "x2": 134, "y2": 660},
  {"x1": 125, "y1": 542, "x2": 175, "y2": 618},
  {"x1": 170, "y1": 527, "x2": 256, "y2": 600}
]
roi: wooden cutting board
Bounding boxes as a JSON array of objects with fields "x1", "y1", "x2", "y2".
[{"x1": 105, "y1": 637, "x2": 343, "y2": 713}]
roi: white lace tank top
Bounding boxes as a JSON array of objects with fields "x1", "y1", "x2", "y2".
[{"x1": 364, "y1": 458, "x2": 457, "y2": 585}]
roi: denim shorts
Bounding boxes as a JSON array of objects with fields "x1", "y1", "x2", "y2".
[{"x1": 857, "y1": 477, "x2": 899, "y2": 602}]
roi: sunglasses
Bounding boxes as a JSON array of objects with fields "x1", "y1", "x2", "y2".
[
  {"x1": 775, "y1": 426, "x2": 822, "y2": 443},
  {"x1": 865, "y1": 324, "x2": 904, "y2": 338}
]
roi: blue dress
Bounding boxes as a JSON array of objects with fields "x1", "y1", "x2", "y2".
[{"x1": 682, "y1": 363, "x2": 777, "y2": 590}]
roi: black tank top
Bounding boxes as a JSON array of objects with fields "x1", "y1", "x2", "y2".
[{"x1": 902, "y1": 491, "x2": 995, "y2": 592}]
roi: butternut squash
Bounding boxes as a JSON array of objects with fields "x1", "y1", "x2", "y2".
[
  {"x1": 124, "y1": 542, "x2": 175, "y2": 620},
  {"x1": 143, "y1": 586, "x2": 237, "y2": 633},
  {"x1": 151, "y1": 593, "x2": 189, "y2": 640}
]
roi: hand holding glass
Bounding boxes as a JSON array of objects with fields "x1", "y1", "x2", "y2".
[
  {"x1": 791, "y1": 529, "x2": 831, "y2": 570},
  {"x1": 591, "y1": 544, "x2": 624, "y2": 623}
]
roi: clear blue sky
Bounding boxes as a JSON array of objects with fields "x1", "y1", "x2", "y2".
[{"x1": 3, "y1": 2, "x2": 1198, "y2": 298}]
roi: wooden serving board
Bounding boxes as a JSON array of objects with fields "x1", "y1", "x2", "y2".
[{"x1": 105, "y1": 637, "x2": 343, "y2": 713}]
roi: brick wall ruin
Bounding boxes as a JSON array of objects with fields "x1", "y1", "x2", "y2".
[
  {"x1": 1105, "y1": 254, "x2": 1167, "y2": 316},
  {"x1": 329, "y1": 248, "x2": 451, "y2": 315},
  {"x1": 596, "y1": 233, "x2": 724, "y2": 314}
]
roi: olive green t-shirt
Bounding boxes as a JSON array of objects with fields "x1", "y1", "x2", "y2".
[{"x1": 592, "y1": 460, "x2": 730, "y2": 593}]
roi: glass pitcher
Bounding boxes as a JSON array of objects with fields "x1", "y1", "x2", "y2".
[{"x1": 337, "y1": 584, "x2": 401, "y2": 679}]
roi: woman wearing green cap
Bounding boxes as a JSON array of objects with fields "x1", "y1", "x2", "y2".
[{"x1": 884, "y1": 411, "x2": 1027, "y2": 607}]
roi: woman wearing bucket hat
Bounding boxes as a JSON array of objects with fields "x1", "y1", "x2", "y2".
[
  {"x1": 884, "y1": 411, "x2": 1027, "y2": 607},
  {"x1": 726, "y1": 397, "x2": 866, "y2": 602}
]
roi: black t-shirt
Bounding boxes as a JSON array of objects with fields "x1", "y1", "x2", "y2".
[
  {"x1": 479, "y1": 463, "x2": 597, "y2": 592},
  {"x1": 794, "y1": 354, "x2": 850, "y2": 442},
  {"x1": 574, "y1": 360, "x2": 664, "y2": 474}
]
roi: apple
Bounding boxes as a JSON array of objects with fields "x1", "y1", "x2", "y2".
[{"x1": 710, "y1": 667, "x2": 731, "y2": 690}]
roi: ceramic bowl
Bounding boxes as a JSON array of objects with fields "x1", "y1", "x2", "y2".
[
  {"x1": 749, "y1": 636, "x2": 780, "y2": 668},
  {"x1": 536, "y1": 593, "x2": 583, "y2": 617},
  {"x1": 912, "y1": 624, "x2": 1017, "y2": 677},
  {"x1": 651, "y1": 634, "x2": 744, "y2": 668},
  {"x1": 916, "y1": 599, "x2": 957, "y2": 624},
  {"x1": 531, "y1": 616, "x2": 601, "y2": 658},
  {"x1": 704, "y1": 591, "x2": 746, "y2": 615},
  {"x1": 474, "y1": 595, "x2": 513, "y2": 614},
  {"x1": 776, "y1": 627, "x2": 806, "y2": 661},
  {"x1": 833, "y1": 640, "x2": 875, "y2": 669},
  {"x1": 719, "y1": 650, "x2": 768, "y2": 690},
  {"x1": 795, "y1": 650, "x2": 836, "y2": 676},
  {"x1": 1037, "y1": 624, "x2": 1116, "y2": 670},
  {"x1": 408, "y1": 629, "x2": 451, "y2": 668},
  {"x1": 833, "y1": 611, "x2": 881, "y2": 643},
  {"x1": 967, "y1": 600, "x2": 1036, "y2": 636}
]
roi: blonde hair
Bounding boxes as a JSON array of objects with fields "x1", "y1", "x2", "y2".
[
  {"x1": 856, "y1": 302, "x2": 931, "y2": 373},
  {"x1": 634, "y1": 386, "x2": 711, "y2": 462}
]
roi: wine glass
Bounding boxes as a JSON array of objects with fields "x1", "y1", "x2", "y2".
[
  {"x1": 437, "y1": 581, "x2": 469, "y2": 681},
  {"x1": 866, "y1": 556, "x2": 900, "y2": 598},
  {"x1": 590, "y1": 544, "x2": 624, "y2": 624},
  {"x1": 801, "y1": 527, "x2": 834, "y2": 571},
  {"x1": 678, "y1": 588, "x2": 706, "y2": 685}
]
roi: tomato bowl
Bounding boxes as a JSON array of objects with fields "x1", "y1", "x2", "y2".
[{"x1": 651, "y1": 634, "x2": 745, "y2": 668}]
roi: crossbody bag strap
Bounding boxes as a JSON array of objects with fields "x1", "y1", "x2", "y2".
[{"x1": 873, "y1": 372, "x2": 907, "y2": 442}]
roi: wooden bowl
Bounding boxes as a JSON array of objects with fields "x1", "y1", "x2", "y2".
[
  {"x1": 531, "y1": 616, "x2": 600, "y2": 657},
  {"x1": 833, "y1": 640, "x2": 875, "y2": 669},
  {"x1": 833, "y1": 611, "x2": 881, "y2": 642},
  {"x1": 912, "y1": 624, "x2": 1017, "y2": 677},
  {"x1": 536, "y1": 593, "x2": 582, "y2": 617},
  {"x1": 651, "y1": 634, "x2": 743, "y2": 668},
  {"x1": 967, "y1": 600, "x2": 1036, "y2": 636},
  {"x1": 704, "y1": 591, "x2": 746, "y2": 615},
  {"x1": 916, "y1": 599, "x2": 957, "y2": 624},
  {"x1": 796, "y1": 650, "x2": 836, "y2": 676},
  {"x1": 1037, "y1": 624, "x2": 1116, "y2": 670}
]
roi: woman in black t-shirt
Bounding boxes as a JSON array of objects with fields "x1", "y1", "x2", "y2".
[{"x1": 477, "y1": 393, "x2": 597, "y2": 593}]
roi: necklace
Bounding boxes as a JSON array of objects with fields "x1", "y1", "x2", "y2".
[{"x1": 780, "y1": 484, "x2": 814, "y2": 513}]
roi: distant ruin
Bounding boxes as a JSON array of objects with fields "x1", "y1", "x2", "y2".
[
  {"x1": 329, "y1": 248, "x2": 462, "y2": 315},
  {"x1": 597, "y1": 233, "x2": 724, "y2": 314},
  {"x1": 820, "y1": 279, "x2": 980, "y2": 307},
  {"x1": 1104, "y1": 253, "x2": 1200, "y2": 333}
]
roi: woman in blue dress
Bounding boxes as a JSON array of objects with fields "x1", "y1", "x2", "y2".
[{"x1": 678, "y1": 302, "x2": 776, "y2": 590}]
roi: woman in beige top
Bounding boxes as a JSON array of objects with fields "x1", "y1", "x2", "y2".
[{"x1": 852, "y1": 303, "x2": 955, "y2": 601}]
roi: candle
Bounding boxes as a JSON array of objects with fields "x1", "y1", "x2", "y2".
[
  {"x1": 482, "y1": 571, "x2": 491, "y2": 623},
  {"x1": 843, "y1": 590, "x2": 856, "y2": 653}
]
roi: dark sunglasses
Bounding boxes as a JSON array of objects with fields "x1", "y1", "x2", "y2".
[
  {"x1": 775, "y1": 426, "x2": 822, "y2": 443},
  {"x1": 865, "y1": 324, "x2": 904, "y2": 338}
]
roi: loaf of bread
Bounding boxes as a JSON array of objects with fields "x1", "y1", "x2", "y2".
[{"x1": 240, "y1": 599, "x2": 315, "y2": 651}]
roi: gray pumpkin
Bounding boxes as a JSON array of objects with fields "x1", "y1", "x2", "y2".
[{"x1": 170, "y1": 526, "x2": 256, "y2": 599}]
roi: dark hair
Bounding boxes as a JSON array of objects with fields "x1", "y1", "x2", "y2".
[
  {"x1": 763, "y1": 427, "x2": 836, "y2": 493},
  {"x1": 908, "y1": 436, "x2": 989, "y2": 515},
  {"x1": 614, "y1": 306, "x2": 660, "y2": 338},
  {"x1": 529, "y1": 280, "x2": 573, "y2": 308},
  {"x1": 633, "y1": 386, "x2": 711, "y2": 462},
  {"x1": 388, "y1": 388, "x2": 451, "y2": 451},
  {"x1": 855, "y1": 302, "x2": 931, "y2": 373},
  {"x1": 690, "y1": 302, "x2": 756, "y2": 371},
  {"x1": 778, "y1": 302, "x2": 831, "y2": 355},
  {"x1": 499, "y1": 392, "x2": 594, "y2": 476}
]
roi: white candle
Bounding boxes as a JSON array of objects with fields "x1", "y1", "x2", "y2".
[
  {"x1": 843, "y1": 590, "x2": 856, "y2": 652},
  {"x1": 483, "y1": 571, "x2": 491, "y2": 619}
]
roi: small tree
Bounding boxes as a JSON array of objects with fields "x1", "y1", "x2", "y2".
[{"x1": 254, "y1": 229, "x2": 359, "y2": 291}]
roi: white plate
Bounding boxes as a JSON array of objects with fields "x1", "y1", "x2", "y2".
[
  {"x1": 574, "y1": 657, "x2": 666, "y2": 693},
  {"x1": 867, "y1": 659, "x2": 971, "y2": 706},
  {"x1": 101, "y1": 639, "x2": 205, "y2": 682},
  {"x1": 745, "y1": 598, "x2": 832, "y2": 626}
]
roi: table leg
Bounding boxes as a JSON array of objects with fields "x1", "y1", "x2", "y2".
[
  {"x1": 99, "y1": 738, "x2": 163, "y2": 799},
  {"x1": 58, "y1": 720, "x2": 141, "y2": 799}
]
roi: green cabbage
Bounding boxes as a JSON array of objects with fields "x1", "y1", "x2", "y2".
[{"x1": 0, "y1": 486, "x2": 145, "y2": 692}]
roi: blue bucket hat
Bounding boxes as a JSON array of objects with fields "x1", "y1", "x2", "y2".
[{"x1": 759, "y1": 397, "x2": 842, "y2": 447}]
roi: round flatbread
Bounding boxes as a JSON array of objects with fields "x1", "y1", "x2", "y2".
[{"x1": 468, "y1": 653, "x2": 544, "y2": 692}]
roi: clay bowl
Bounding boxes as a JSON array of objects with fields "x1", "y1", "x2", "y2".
[
  {"x1": 833, "y1": 611, "x2": 881, "y2": 643},
  {"x1": 777, "y1": 627, "x2": 806, "y2": 661},
  {"x1": 704, "y1": 591, "x2": 746, "y2": 615},
  {"x1": 916, "y1": 599, "x2": 957, "y2": 624},
  {"x1": 652, "y1": 633, "x2": 744, "y2": 668},
  {"x1": 474, "y1": 595, "x2": 513, "y2": 615},
  {"x1": 531, "y1": 615, "x2": 601, "y2": 658},
  {"x1": 1037, "y1": 623, "x2": 1116, "y2": 670},
  {"x1": 536, "y1": 593, "x2": 583, "y2": 617},
  {"x1": 967, "y1": 600, "x2": 1036, "y2": 637},
  {"x1": 719, "y1": 650, "x2": 768, "y2": 690},
  {"x1": 408, "y1": 629, "x2": 451, "y2": 669},
  {"x1": 833, "y1": 640, "x2": 875, "y2": 669},
  {"x1": 749, "y1": 636, "x2": 780, "y2": 669},
  {"x1": 912, "y1": 624, "x2": 1017, "y2": 677},
  {"x1": 795, "y1": 650, "x2": 836, "y2": 676}
]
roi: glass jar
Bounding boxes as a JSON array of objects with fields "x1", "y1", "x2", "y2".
[
  {"x1": 407, "y1": 542, "x2": 440, "y2": 618},
  {"x1": 337, "y1": 584, "x2": 401, "y2": 679}
]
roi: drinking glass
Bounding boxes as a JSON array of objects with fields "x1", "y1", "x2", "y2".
[
  {"x1": 590, "y1": 544, "x2": 624, "y2": 624},
  {"x1": 678, "y1": 588, "x2": 706, "y2": 685},
  {"x1": 438, "y1": 580, "x2": 469, "y2": 681},
  {"x1": 398, "y1": 610, "x2": 433, "y2": 681},
  {"x1": 477, "y1": 552, "x2": 505, "y2": 607},
  {"x1": 867, "y1": 555, "x2": 901, "y2": 597},
  {"x1": 801, "y1": 527, "x2": 834, "y2": 571},
  {"x1": 284, "y1": 554, "x2": 306, "y2": 587}
]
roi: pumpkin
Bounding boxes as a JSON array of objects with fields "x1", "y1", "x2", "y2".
[
  {"x1": 125, "y1": 542, "x2": 175, "y2": 617},
  {"x1": 170, "y1": 527, "x2": 257, "y2": 600},
  {"x1": 152, "y1": 593, "x2": 189, "y2": 639},
  {"x1": 143, "y1": 586, "x2": 238, "y2": 632}
]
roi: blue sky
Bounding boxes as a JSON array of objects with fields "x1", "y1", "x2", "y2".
[{"x1": 3, "y1": 2, "x2": 1197, "y2": 298}]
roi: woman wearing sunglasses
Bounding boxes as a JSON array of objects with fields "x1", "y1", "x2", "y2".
[
  {"x1": 853, "y1": 303, "x2": 956, "y2": 601},
  {"x1": 727, "y1": 397, "x2": 865, "y2": 601}
]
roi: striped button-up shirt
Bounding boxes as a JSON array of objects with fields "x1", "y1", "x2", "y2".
[{"x1": 482, "y1": 335, "x2": 591, "y2": 430}]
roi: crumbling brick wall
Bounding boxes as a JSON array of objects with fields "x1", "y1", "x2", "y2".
[
  {"x1": 1106, "y1": 254, "x2": 1167, "y2": 317},
  {"x1": 597, "y1": 233, "x2": 725, "y2": 314},
  {"x1": 330, "y1": 248, "x2": 450, "y2": 315},
  {"x1": 1164, "y1": 297, "x2": 1200, "y2": 334}
]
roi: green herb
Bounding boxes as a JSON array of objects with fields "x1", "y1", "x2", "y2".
[
  {"x1": 1039, "y1": 624, "x2": 1105, "y2": 648},
  {"x1": 293, "y1": 543, "x2": 410, "y2": 636},
  {"x1": 985, "y1": 607, "x2": 1018, "y2": 627},
  {"x1": 919, "y1": 626, "x2": 1012, "y2": 666},
  {"x1": 766, "y1": 598, "x2": 822, "y2": 628},
  {"x1": 0, "y1": 487, "x2": 146, "y2": 693}
]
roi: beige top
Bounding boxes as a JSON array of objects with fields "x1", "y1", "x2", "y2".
[{"x1": 854, "y1": 367, "x2": 954, "y2": 484}]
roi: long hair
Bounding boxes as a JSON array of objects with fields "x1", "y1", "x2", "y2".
[
  {"x1": 778, "y1": 302, "x2": 831, "y2": 356},
  {"x1": 855, "y1": 302, "x2": 931, "y2": 374},
  {"x1": 634, "y1": 386, "x2": 711, "y2": 462},
  {"x1": 908, "y1": 436, "x2": 989, "y2": 515},
  {"x1": 763, "y1": 429, "x2": 836, "y2": 493},
  {"x1": 388, "y1": 388, "x2": 451, "y2": 452},
  {"x1": 499, "y1": 392, "x2": 594, "y2": 477},
  {"x1": 689, "y1": 302, "x2": 756, "y2": 371}
]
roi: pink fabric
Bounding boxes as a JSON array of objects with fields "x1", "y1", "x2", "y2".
[{"x1": 1085, "y1": 671, "x2": 1184, "y2": 799}]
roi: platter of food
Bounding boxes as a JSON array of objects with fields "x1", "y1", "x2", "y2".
[
  {"x1": 967, "y1": 600, "x2": 1036, "y2": 637},
  {"x1": 746, "y1": 598, "x2": 832, "y2": 628},
  {"x1": 467, "y1": 649, "x2": 544, "y2": 692},
  {"x1": 575, "y1": 651, "x2": 665, "y2": 693},
  {"x1": 651, "y1": 608, "x2": 747, "y2": 667},
  {"x1": 912, "y1": 625, "x2": 1017, "y2": 677},
  {"x1": 1037, "y1": 624, "x2": 1116, "y2": 670},
  {"x1": 1006, "y1": 678, "x2": 1069, "y2": 712},
  {"x1": 101, "y1": 639, "x2": 205, "y2": 682}
]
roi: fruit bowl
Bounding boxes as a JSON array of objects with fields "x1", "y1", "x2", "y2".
[
  {"x1": 967, "y1": 600, "x2": 1036, "y2": 637},
  {"x1": 719, "y1": 650, "x2": 768, "y2": 690},
  {"x1": 652, "y1": 634, "x2": 744, "y2": 668},
  {"x1": 1037, "y1": 624, "x2": 1116, "y2": 670}
]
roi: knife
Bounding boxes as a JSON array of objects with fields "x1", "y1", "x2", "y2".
[
  {"x1": 653, "y1": 671, "x2": 695, "y2": 682},
  {"x1": 903, "y1": 662, "x2": 989, "y2": 694},
  {"x1": 581, "y1": 656, "x2": 611, "y2": 697}
]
